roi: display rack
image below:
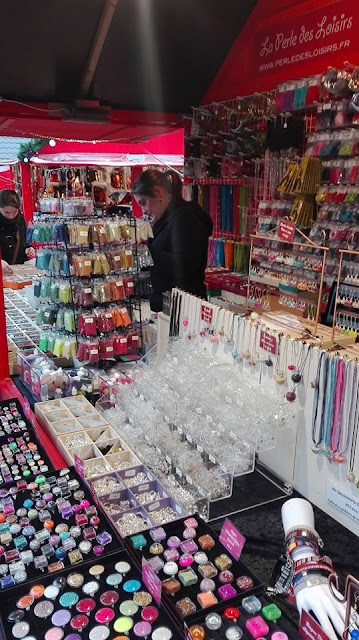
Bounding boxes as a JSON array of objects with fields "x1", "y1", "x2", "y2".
[
  {"x1": 248, "y1": 225, "x2": 328, "y2": 335},
  {"x1": 332, "y1": 248, "x2": 359, "y2": 344}
]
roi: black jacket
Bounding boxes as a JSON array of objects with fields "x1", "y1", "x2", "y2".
[
  {"x1": 148, "y1": 199, "x2": 213, "y2": 311},
  {"x1": 0, "y1": 213, "x2": 27, "y2": 265}
]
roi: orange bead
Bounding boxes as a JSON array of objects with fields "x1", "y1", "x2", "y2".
[
  {"x1": 30, "y1": 584, "x2": 45, "y2": 599},
  {"x1": 44, "y1": 519, "x2": 54, "y2": 530},
  {"x1": 0, "y1": 514, "x2": 5, "y2": 524}
]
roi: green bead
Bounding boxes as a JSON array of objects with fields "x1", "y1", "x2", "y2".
[
  {"x1": 23, "y1": 470, "x2": 30, "y2": 477},
  {"x1": 262, "y1": 603, "x2": 282, "y2": 621},
  {"x1": 130, "y1": 534, "x2": 147, "y2": 549},
  {"x1": 35, "y1": 475, "x2": 46, "y2": 484}
]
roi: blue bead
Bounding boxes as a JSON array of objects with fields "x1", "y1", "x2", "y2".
[
  {"x1": 123, "y1": 579, "x2": 141, "y2": 593},
  {"x1": 55, "y1": 548, "x2": 66, "y2": 559},
  {"x1": 351, "y1": 632, "x2": 359, "y2": 640},
  {"x1": 23, "y1": 499, "x2": 34, "y2": 509},
  {"x1": 59, "y1": 532, "x2": 70, "y2": 541}
]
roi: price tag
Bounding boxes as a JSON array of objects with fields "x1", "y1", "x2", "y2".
[
  {"x1": 74, "y1": 454, "x2": 84, "y2": 479},
  {"x1": 300, "y1": 610, "x2": 330, "y2": 640},
  {"x1": 186, "y1": 475, "x2": 193, "y2": 485},
  {"x1": 260, "y1": 330, "x2": 277, "y2": 355},
  {"x1": 278, "y1": 219, "x2": 296, "y2": 242},
  {"x1": 176, "y1": 467, "x2": 183, "y2": 477},
  {"x1": 165, "y1": 456, "x2": 172, "y2": 465},
  {"x1": 230, "y1": 431, "x2": 237, "y2": 441},
  {"x1": 208, "y1": 454, "x2": 216, "y2": 464},
  {"x1": 219, "y1": 518, "x2": 246, "y2": 561},
  {"x1": 186, "y1": 434, "x2": 193, "y2": 444},
  {"x1": 142, "y1": 557, "x2": 162, "y2": 605},
  {"x1": 225, "y1": 396, "x2": 232, "y2": 404},
  {"x1": 197, "y1": 445, "x2": 203, "y2": 453}
]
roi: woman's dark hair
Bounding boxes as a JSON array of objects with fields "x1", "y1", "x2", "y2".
[
  {"x1": 0, "y1": 189, "x2": 20, "y2": 209},
  {"x1": 132, "y1": 169, "x2": 183, "y2": 203}
]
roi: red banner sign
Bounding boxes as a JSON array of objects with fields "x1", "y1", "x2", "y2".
[
  {"x1": 278, "y1": 219, "x2": 296, "y2": 242},
  {"x1": 256, "y1": 0, "x2": 358, "y2": 74}
]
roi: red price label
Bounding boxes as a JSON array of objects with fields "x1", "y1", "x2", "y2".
[
  {"x1": 278, "y1": 219, "x2": 296, "y2": 242},
  {"x1": 201, "y1": 304, "x2": 213, "y2": 324},
  {"x1": 74, "y1": 454, "x2": 84, "y2": 479},
  {"x1": 300, "y1": 610, "x2": 331, "y2": 640},
  {"x1": 260, "y1": 330, "x2": 277, "y2": 355}
]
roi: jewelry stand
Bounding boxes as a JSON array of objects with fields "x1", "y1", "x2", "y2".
[
  {"x1": 248, "y1": 225, "x2": 328, "y2": 336},
  {"x1": 331, "y1": 248, "x2": 359, "y2": 347}
]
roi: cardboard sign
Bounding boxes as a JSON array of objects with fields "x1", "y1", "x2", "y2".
[
  {"x1": 201, "y1": 304, "x2": 213, "y2": 324},
  {"x1": 219, "y1": 518, "x2": 246, "y2": 561},
  {"x1": 74, "y1": 454, "x2": 84, "y2": 479},
  {"x1": 260, "y1": 330, "x2": 277, "y2": 355},
  {"x1": 142, "y1": 557, "x2": 162, "y2": 605},
  {"x1": 300, "y1": 609, "x2": 331, "y2": 640},
  {"x1": 278, "y1": 219, "x2": 296, "y2": 242}
]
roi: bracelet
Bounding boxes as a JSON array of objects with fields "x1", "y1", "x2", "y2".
[
  {"x1": 294, "y1": 555, "x2": 332, "y2": 570},
  {"x1": 287, "y1": 539, "x2": 321, "y2": 556},
  {"x1": 293, "y1": 567, "x2": 333, "y2": 586},
  {"x1": 294, "y1": 562, "x2": 334, "y2": 578},
  {"x1": 294, "y1": 574, "x2": 329, "y2": 594},
  {"x1": 285, "y1": 526, "x2": 324, "y2": 548}
]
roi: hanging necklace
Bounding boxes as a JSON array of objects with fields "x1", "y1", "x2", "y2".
[
  {"x1": 311, "y1": 351, "x2": 329, "y2": 454},
  {"x1": 274, "y1": 334, "x2": 288, "y2": 385},
  {"x1": 241, "y1": 319, "x2": 252, "y2": 360},
  {"x1": 322, "y1": 355, "x2": 339, "y2": 457},
  {"x1": 249, "y1": 321, "x2": 260, "y2": 366},
  {"x1": 232, "y1": 315, "x2": 242, "y2": 359},
  {"x1": 291, "y1": 341, "x2": 307, "y2": 384},
  {"x1": 286, "y1": 343, "x2": 312, "y2": 403},
  {"x1": 334, "y1": 358, "x2": 357, "y2": 464},
  {"x1": 347, "y1": 361, "x2": 359, "y2": 484},
  {"x1": 329, "y1": 356, "x2": 347, "y2": 462}
]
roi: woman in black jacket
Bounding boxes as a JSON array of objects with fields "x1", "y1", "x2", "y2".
[
  {"x1": 132, "y1": 169, "x2": 213, "y2": 312},
  {"x1": 0, "y1": 189, "x2": 35, "y2": 275}
]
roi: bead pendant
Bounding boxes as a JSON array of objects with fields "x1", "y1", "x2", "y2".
[
  {"x1": 291, "y1": 373, "x2": 302, "y2": 384},
  {"x1": 274, "y1": 372, "x2": 286, "y2": 385},
  {"x1": 347, "y1": 471, "x2": 355, "y2": 482},
  {"x1": 285, "y1": 390, "x2": 296, "y2": 402},
  {"x1": 288, "y1": 365, "x2": 296, "y2": 371},
  {"x1": 265, "y1": 358, "x2": 273, "y2": 367},
  {"x1": 335, "y1": 454, "x2": 346, "y2": 464},
  {"x1": 311, "y1": 445, "x2": 322, "y2": 454}
]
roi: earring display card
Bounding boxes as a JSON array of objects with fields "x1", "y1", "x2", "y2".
[
  {"x1": 185, "y1": 592, "x2": 301, "y2": 640},
  {"x1": 0, "y1": 467, "x2": 119, "y2": 590},
  {"x1": 125, "y1": 516, "x2": 261, "y2": 627},
  {"x1": 0, "y1": 398, "x2": 53, "y2": 486},
  {"x1": 0, "y1": 550, "x2": 182, "y2": 640}
]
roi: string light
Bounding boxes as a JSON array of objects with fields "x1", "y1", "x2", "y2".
[{"x1": 49, "y1": 139, "x2": 56, "y2": 147}]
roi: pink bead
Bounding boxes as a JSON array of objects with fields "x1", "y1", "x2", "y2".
[{"x1": 80, "y1": 500, "x2": 90, "y2": 510}]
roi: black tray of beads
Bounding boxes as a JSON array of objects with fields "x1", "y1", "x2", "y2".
[
  {"x1": 125, "y1": 516, "x2": 262, "y2": 628},
  {"x1": 184, "y1": 592, "x2": 301, "y2": 640},
  {"x1": 0, "y1": 466, "x2": 121, "y2": 590},
  {"x1": 0, "y1": 397, "x2": 53, "y2": 486},
  {"x1": 0, "y1": 549, "x2": 182, "y2": 640}
]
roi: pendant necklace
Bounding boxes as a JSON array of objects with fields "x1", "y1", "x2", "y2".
[
  {"x1": 274, "y1": 334, "x2": 288, "y2": 385},
  {"x1": 286, "y1": 343, "x2": 312, "y2": 403},
  {"x1": 311, "y1": 351, "x2": 329, "y2": 454},
  {"x1": 322, "y1": 355, "x2": 338, "y2": 457},
  {"x1": 333, "y1": 357, "x2": 357, "y2": 464},
  {"x1": 241, "y1": 319, "x2": 252, "y2": 361},
  {"x1": 329, "y1": 356, "x2": 347, "y2": 462},
  {"x1": 232, "y1": 315, "x2": 242, "y2": 360}
]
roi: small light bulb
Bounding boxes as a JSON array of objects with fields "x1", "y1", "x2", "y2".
[
  {"x1": 49, "y1": 139, "x2": 56, "y2": 147},
  {"x1": 23, "y1": 157, "x2": 29, "y2": 163}
]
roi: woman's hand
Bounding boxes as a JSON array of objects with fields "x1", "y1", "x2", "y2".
[
  {"x1": 25, "y1": 247, "x2": 36, "y2": 260},
  {"x1": 1, "y1": 260, "x2": 13, "y2": 276}
]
